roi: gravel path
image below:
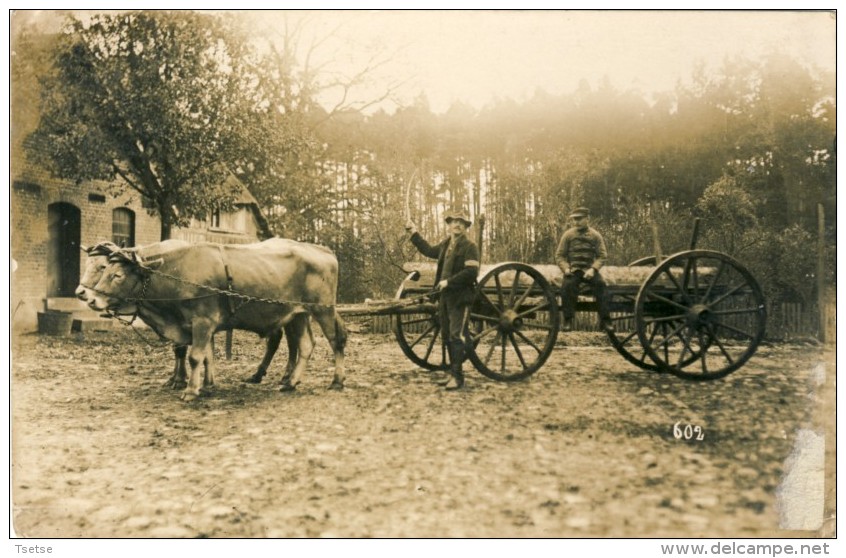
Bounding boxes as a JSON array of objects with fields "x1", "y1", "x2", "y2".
[{"x1": 10, "y1": 329, "x2": 835, "y2": 538}]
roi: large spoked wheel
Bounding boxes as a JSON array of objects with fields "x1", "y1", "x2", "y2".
[
  {"x1": 393, "y1": 272, "x2": 447, "y2": 371},
  {"x1": 635, "y1": 250, "x2": 766, "y2": 380},
  {"x1": 467, "y1": 263, "x2": 560, "y2": 381}
]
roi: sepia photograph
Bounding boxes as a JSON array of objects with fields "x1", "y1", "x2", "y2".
[{"x1": 7, "y1": 6, "x2": 837, "y2": 548}]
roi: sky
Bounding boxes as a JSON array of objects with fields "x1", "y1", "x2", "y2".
[
  {"x1": 9, "y1": 9, "x2": 836, "y2": 115},
  {"x1": 244, "y1": 9, "x2": 836, "y2": 114}
]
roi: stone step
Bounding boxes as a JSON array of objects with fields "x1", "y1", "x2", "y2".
[{"x1": 72, "y1": 316, "x2": 116, "y2": 333}]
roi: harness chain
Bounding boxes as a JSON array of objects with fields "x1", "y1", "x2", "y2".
[{"x1": 127, "y1": 265, "x2": 334, "y2": 310}]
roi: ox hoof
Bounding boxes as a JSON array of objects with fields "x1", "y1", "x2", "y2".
[
  {"x1": 280, "y1": 383, "x2": 297, "y2": 393},
  {"x1": 244, "y1": 374, "x2": 264, "y2": 384},
  {"x1": 180, "y1": 390, "x2": 200, "y2": 402},
  {"x1": 328, "y1": 380, "x2": 344, "y2": 391},
  {"x1": 165, "y1": 378, "x2": 187, "y2": 390}
]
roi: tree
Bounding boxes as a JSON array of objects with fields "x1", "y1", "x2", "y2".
[
  {"x1": 29, "y1": 11, "x2": 263, "y2": 240},
  {"x1": 695, "y1": 175, "x2": 758, "y2": 255}
]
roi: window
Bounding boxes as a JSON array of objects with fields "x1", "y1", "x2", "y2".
[
  {"x1": 211, "y1": 208, "x2": 221, "y2": 229},
  {"x1": 112, "y1": 208, "x2": 135, "y2": 247}
]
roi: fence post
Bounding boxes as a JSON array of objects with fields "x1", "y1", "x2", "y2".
[{"x1": 817, "y1": 203, "x2": 826, "y2": 343}]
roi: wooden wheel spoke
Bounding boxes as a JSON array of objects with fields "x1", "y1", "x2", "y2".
[
  {"x1": 702, "y1": 260, "x2": 726, "y2": 302},
  {"x1": 640, "y1": 324, "x2": 660, "y2": 363},
  {"x1": 618, "y1": 330, "x2": 638, "y2": 346},
  {"x1": 513, "y1": 329, "x2": 543, "y2": 355},
  {"x1": 477, "y1": 290, "x2": 504, "y2": 317},
  {"x1": 508, "y1": 333, "x2": 529, "y2": 369},
  {"x1": 652, "y1": 322, "x2": 687, "y2": 352},
  {"x1": 421, "y1": 327, "x2": 440, "y2": 361},
  {"x1": 645, "y1": 291, "x2": 690, "y2": 312},
  {"x1": 706, "y1": 323, "x2": 735, "y2": 364},
  {"x1": 682, "y1": 257, "x2": 695, "y2": 296},
  {"x1": 698, "y1": 331, "x2": 708, "y2": 374},
  {"x1": 500, "y1": 334, "x2": 507, "y2": 372},
  {"x1": 708, "y1": 282, "x2": 752, "y2": 308},
  {"x1": 513, "y1": 279, "x2": 536, "y2": 310},
  {"x1": 409, "y1": 323, "x2": 437, "y2": 348},
  {"x1": 471, "y1": 323, "x2": 500, "y2": 343},
  {"x1": 644, "y1": 313, "x2": 688, "y2": 324},
  {"x1": 508, "y1": 270, "x2": 522, "y2": 306},
  {"x1": 710, "y1": 307, "x2": 764, "y2": 316},
  {"x1": 675, "y1": 328, "x2": 696, "y2": 367},
  {"x1": 482, "y1": 331, "x2": 502, "y2": 366},
  {"x1": 402, "y1": 316, "x2": 435, "y2": 326},
  {"x1": 493, "y1": 274, "x2": 506, "y2": 309},
  {"x1": 658, "y1": 323, "x2": 670, "y2": 363},
  {"x1": 677, "y1": 339, "x2": 689, "y2": 367},
  {"x1": 713, "y1": 320, "x2": 755, "y2": 340},
  {"x1": 515, "y1": 302, "x2": 552, "y2": 320},
  {"x1": 663, "y1": 267, "x2": 692, "y2": 304},
  {"x1": 519, "y1": 320, "x2": 554, "y2": 331}
]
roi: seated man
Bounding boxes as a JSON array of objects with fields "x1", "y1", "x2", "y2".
[{"x1": 555, "y1": 207, "x2": 613, "y2": 332}]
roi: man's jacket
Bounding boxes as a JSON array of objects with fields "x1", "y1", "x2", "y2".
[
  {"x1": 410, "y1": 232, "x2": 480, "y2": 305},
  {"x1": 555, "y1": 226, "x2": 607, "y2": 273}
]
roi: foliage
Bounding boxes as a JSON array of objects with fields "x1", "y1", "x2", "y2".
[
  {"x1": 695, "y1": 176, "x2": 759, "y2": 255},
  {"x1": 17, "y1": 14, "x2": 835, "y2": 306},
  {"x1": 27, "y1": 11, "x2": 305, "y2": 239}
]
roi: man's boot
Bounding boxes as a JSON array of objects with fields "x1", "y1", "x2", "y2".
[{"x1": 444, "y1": 341, "x2": 465, "y2": 390}]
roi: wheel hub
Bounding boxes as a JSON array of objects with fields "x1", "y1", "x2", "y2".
[
  {"x1": 499, "y1": 309, "x2": 523, "y2": 332},
  {"x1": 686, "y1": 303, "x2": 712, "y2": 328}
]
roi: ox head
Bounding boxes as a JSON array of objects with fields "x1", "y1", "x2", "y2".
[
  {"x1": 86, "y1": 248, "x2": 158, "y2": 313},
  {"x1": 76, "y1": 242, "x2": 122, "y2": 302}
]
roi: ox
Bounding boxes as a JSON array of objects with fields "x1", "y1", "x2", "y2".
[
  {"x1": 76, "y1": 241, "x2": 308, "y2": 389},
  {"x1": 88, "y1": 238, "x2": 347, "y2": 401}
]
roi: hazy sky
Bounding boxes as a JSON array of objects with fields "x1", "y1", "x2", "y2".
[
  {"x1": 9, "y1": 9, "x2": 837, "y2": 115},
  {"x1": 246, "y1": 10, "x2": 836, "y2": 114}
]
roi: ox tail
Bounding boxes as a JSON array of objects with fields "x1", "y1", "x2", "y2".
[{"x1": 333, "y1": 312, "x2": 348, "y2": 353}]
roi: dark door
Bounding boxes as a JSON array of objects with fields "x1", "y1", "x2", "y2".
[{"x1": 47, "y1": 202, "x2": 81, "y2": 297}]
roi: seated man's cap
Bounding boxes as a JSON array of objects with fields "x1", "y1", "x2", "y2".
[{"x1": 569, "y1": 207, "x2": 590, "y2": 218}]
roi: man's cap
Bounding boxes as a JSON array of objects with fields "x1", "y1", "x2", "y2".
[
  {"x1": 445, "y1": 211, "x2": 472, "y2": 226},
  {"x1": 570, "y1": 207, "x2": 590, "y2": 218}
]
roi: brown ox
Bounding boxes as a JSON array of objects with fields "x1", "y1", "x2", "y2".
[
  {"x1": 76, "y1": 241, "x2": 308, "y2": 390},
  {"x1": 87, "y1": 238, "x2": 346, "y2": 401}
]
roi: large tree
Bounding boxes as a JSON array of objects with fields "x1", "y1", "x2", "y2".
[{"x1": 28, "y1": 11, "x2": 267, "y2": 239}]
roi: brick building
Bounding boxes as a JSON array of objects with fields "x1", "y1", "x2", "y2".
[
  {"x1": 9, "y1": 27, "x2": 272, "y2": 333},
  {"x1": 10, "y1": 142, "x2": 271, "y2": 333}
]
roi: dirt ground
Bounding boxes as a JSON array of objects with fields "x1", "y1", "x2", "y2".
[{"x1": 10, "y1": 324, "x2": 836, "y2": 538}]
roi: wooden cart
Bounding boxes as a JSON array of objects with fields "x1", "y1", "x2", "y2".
[{"x1": 354, "y1": 222, "x2": 766, "y2": 382}]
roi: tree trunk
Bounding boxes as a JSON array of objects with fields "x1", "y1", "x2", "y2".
[{"x1": 160, "y1": 219, "x2": 172, "y2": 241}]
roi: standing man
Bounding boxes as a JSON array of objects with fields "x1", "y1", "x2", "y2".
[
  {"x1": 555, "y1": 207, "x2": 613, "y2": 332},
  {"x1": 406, "y1": 211, "x2": 480, "y2": 390}
]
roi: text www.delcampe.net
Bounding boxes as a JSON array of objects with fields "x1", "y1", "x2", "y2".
[{"x1": 660, "y1": 543, "x2": 831, "y2": 557}]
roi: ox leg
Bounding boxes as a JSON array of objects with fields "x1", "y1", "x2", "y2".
[
  {"x1": 182, "y1": 321, "x2": 215, "y2": 402},
  {"x1": 244, "y1": 328, "x2": 284, "y2": 384},
  {"x1": 280, "y1": 315, "x2": 315, "y2": 392},
  {"x1": 313, "y1": 310, "x2": 347, "y2": 390},
  {"x1": 279, "y1": 314, "x2": 310, "y2": 386},
  {"x1": 165, "y1": 345, "x2": 188, "y2": 390},
  {"x1": 203, "y1": 353, "x2": 216, "y2": 389}
]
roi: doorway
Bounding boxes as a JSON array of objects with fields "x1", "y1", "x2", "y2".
[{"x1": 47, "y1": 202, "x2": 81, "y2": 297}]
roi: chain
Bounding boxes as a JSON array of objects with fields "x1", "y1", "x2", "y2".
[{"x1": 126, "y1": 264, "x2": 334, "y2": 310}]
